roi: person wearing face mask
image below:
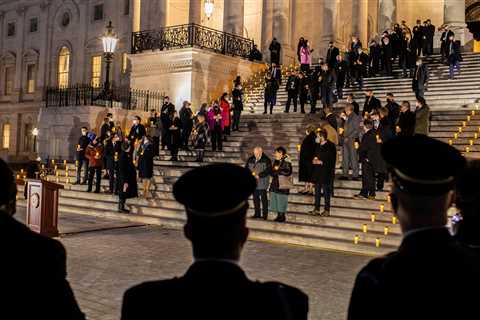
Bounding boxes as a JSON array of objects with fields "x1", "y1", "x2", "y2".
[
  {"x1": 75, "y1": 126, "x2": 90, "y2": 185},
  {"x1": 326, "y1": 41, "x2": 339, "y2": 69},
  {"x1": 396, "y1": 101, "x2": 416, "y2": 137},
  {"x1": 192, "y1": 114, "x2": 209, "y2": 162},
  {"x1": 245, "y1": 147, "x2": 272, "y2": 220},
  {"x1": 85, "y1": 136, "x2": 104, "y2": 193},
  {"x1": 137, "y1": 135, "x2": 154, "y2": 198},
  {"x1": 354, "y1": 120, "x2": 378, "y2": 200},
  {"x1": 412, "y1": 58, "x2": 429, "y2": 99},
  {"x1": 310, "y1": 129, "x2": 337, "y2": 216},
  {"x1": 354, "y1": 48, "x2": 368, "y2": 90},
  {"x1": 128, "y1": 116, "x2": 146, "y2": 145},
  {"x1": 167, "y1": 111, "x2": 183, "y2": 161},
  {"x1": 363, "y1": 90, "x2": 381, "y2": 118},
  {"x1": 414, "y1": 96, "x2": 430, "y2": 136},
  {"x1": 319, "y1": 63, "x2": 337, "y2": 110},
  {"x1": 385, "y1": 93, "x2": 400, "y2": 125},
  {"x1": 447, "y1": 34, "x2": 462, "y2": 80},
  {"x1": 380, "y1": 35, "x2": 393, "y2": 76},
  {"x1": 335, "y1": 55, "x2": 348, "y2": 99},
  {"x1": 268, "y1": 147, "x2": 293, "y2": 223},
  {"x1": 368, "y1": 40, "x2": 381, "y2": 77},
  {"x1": 400, "y1": 33, "x2": 417, "y2": 78},
  {"x1": 160, "y1": 96, "x2": 175, "y2": 150},
  {"x1": 412, "y1": 19, "x2": 425, "y2": 56},
  {"x1": 340, "y1": 104, "x2": 361, "y2": 181}
]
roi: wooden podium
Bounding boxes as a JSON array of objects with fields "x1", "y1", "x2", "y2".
[{"x1": 26, "y1": 179, "x2": 64, "y2": 237}]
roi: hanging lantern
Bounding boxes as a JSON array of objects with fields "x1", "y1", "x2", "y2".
[{"x1": 204, "y1": 0, "x2": 215, "y2": 20}]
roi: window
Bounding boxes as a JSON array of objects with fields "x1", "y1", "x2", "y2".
[
  {"x1": 61, "y1": 12, "x2": 71, "y2": 27},
  {"x1": 27, "y1": 64, "x2": 36, "y2": 93},
  {"x1": 7, "y1": 22, "x2": 15, "y2": 37},
  {"x1": 124, "y1": 0, "x2": 130, "y2": 15},
  {"x1": 94, "y1": 4, "x2": 104, "y2": 21},
  {"x1": 91, "y1": 55, "x2": 102, "y2": 88},
  {"x1": 23, "y1": 123, "x2": 33, "y2": 152},
  {"x1": 29, "y1": 18, "x2": 38, "y2": 33},
  {"x1": 4, "y1": 67, "x2": 14, "y2": 95},
  {"x1": 58, "y1": 47, "x2": 70, "y2": 88},
  {"x1": 122, "y1": 53, "x2": 128, "y2": 74},
  {"x1": 2, "y1": 123, "x2": 10, "y2": 149}
]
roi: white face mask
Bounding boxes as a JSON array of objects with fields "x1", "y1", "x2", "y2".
[{"x1": 315, "y1": 137, "x2": 321, "y2": 143}]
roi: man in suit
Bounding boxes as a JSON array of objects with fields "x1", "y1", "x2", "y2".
[
  {"x1": 335, "y1": 54, "x2": 348, "y2": 99},
  {"x1": 325, "y1": 105, "x2": 338, "y2": 131},
  {"x1": 440, "y1": 26, "x2": 455, "y2": 63},
  {"x1": 412, "y1": 19, "x2": 424, "y2": 56},
  {"x1": 381, "y1": 35, "x2": 393, "y2": 76},
  {"x1": 285, "y1": 71, "x2": 299, "y2": 113},
  {"x1": 447, "y1": 34, "x2": 462, "y2": 80},
  {"x1": 75, "y1": 126, "x2": 90, "y2": 185},
  {"x1": 354, "y1": 48, "x2": 368, "y2": 90},
  {"x1": 326, "y1": 41, "x2": 340, "y2": 70},
  {"x1": 128, "y1": 115, "x2": 146, "y2": 144},
  {"x1": 340, "y1": 104, "x2": 361, "y2": 181},
  {"x1": 348, "y1": 135, "x2": 480, "y2": 320},
  {"x1": 363, "y1": 90, "x2": 381, "y2": 117},
  {"x1": 354, "y1": 120, "x2": 378, "y2": 200},
  {"x1": 160, "y1": 96, "x2": 175, "y2": 149},
  {"x1": 425, "y1": 19, "x2": 435, "y2": 56},
  {"x1": 385, "y1": 93, "x2": 400, "y2": 126},
  {"x1": 121, "y1": 163, "x2": 309, "y2": 320},
  {"x1": 0, "y1": 158, "x2": 85, "y2": 320},
  {"x1": 412, "y1": 58, "x2": 429, "y2": 99},
  {"x1": 269, "y1": 38, "x2": 281, "y2": 65},
  {"x1": 346, "y1": 94, "x2": 360, "y2": 115}
]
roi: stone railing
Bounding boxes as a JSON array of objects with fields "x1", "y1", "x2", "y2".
[{"x1": 131, "y1": 23, "x2": 254, "y2": 59}]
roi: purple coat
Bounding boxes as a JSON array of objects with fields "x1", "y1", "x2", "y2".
[{"x1": 207, "y1": 107, "x2": 224, "y2": 131}]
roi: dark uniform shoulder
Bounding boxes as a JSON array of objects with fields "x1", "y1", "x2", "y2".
[
  {"x1": 259, "y1": 281, "x2": 309, "y2": 319},
  {"x1": 356, "y1": 252, "x2": 398, "y2": 281}
]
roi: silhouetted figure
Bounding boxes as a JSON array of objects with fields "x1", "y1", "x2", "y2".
[
  {"x1": 348, "y1": 136, "x2": 480, "y2": 320},
  {"x1": 121, "y1": 163, "x2": 309, "y2": 320},
  {"x1": 0, "y1": 158, "x2": 85, "y2": 320}
]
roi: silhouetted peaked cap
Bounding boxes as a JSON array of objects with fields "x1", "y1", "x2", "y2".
[
  {"x1": 173, "y1": 163, "x2": 256, "y2": 217},
  {"x1": 382, "y1": 135, "x2": 466, "y2": 195}
]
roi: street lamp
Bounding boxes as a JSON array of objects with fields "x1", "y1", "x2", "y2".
[
  {"x1": 204, "y1": 0, "x2": 214, "y2": 20},
  {"x1": 32, "y1": 127, "x2": 39, "y2": 153},
  {"x1": 101, "y1": 21, "x2": 118, "y2": 91}
]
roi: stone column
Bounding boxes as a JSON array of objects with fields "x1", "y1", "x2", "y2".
[
  {"x1": 189, "y1": 0, "x2": 202, "y2": 24},
  {"x1": 142, "y1": 0, "x2": 167, "y2": 30},
  {"x1": 223, "y1": 0, "x2": 245, "y2": 36},
  {"x1": 377, "y1": 0, "x2": 396, "y2": 34},
  {"x1": 351, "y1": 0, "x2": 368, "y2": 44},
  {"x1": 261, "y1": 0, "x2": 274, "y2": 58},
  {"x1": 444, "y1": 0, "x2": 467, "y2": 44},
  {"x1": 273, "y1": 0, "x2": 291, "y2": 63},
  {"x1": 321, "y1": 0, "x2": 338, "y2": 51},
  {"x1": 132, "y1": 0, "x2": 141, "y2": 32},
  {"x1": 14, "y1": 5, "x2": 26, "y2": 102}
]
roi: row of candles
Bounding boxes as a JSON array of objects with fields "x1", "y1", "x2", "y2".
[
  {"x1": 353, "y1": 199, "x2": 394, "y2": 248},
  {"x1": 448, "y1": 110, "x2": 479, "y2": 153}
]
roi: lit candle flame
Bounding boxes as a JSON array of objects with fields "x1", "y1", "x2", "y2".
[
  {"x1": 362, "y1": 224, "x2": 368, "y2": 233},
  {"x1": 375, "y1": 238, "x2": 381, "y2": 248},
  {"x1": 392, "y1": 216, "x2": 397, "y2": 224},
  {"x1": 380, "y1": 204, "x2": 385, "y2": 213},
  {"x1": 354, "y1": 235, "x2": 359, "y2": 244},
  {"x1": 371, "y1": 213, "x2": 376, "y2": 222},
  {"x1": 384, "y1": 226, "x2": 389, "y2": 235}
]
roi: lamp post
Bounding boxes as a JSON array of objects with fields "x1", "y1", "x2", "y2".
[
  {"x1": 101, "y1": 21, "x2": 118, "y2": 94},
  {"x1": 32, "y1": 127, "x2": 39, "y2": 153}
]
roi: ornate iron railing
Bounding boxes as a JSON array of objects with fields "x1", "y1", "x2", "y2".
[
  {"x1": 45, "y1": 85, "x2": 163, "y2": 112},
  {"x1": 131, "y1": 23, "x2": 254, "y2": 59}
]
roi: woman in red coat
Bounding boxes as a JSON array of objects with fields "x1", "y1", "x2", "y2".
[{"x1": 219, "y1": 92, "x2": 231, "y2": 141}]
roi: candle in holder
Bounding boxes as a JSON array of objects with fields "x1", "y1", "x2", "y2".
[
  {"x1": 387, "y1": 195, "x2": 391, "y2": 203},
  {"x1": 252, "y1": 171, "x2": 256, "y2": 177},
  {"x1": 466, "y1": 146, "x2": 470, "y2": 153},
  {"x1": 467, "y1": 116, "x2": 471, "y2": 122},
  {"x1": 297, "y1": 144, "x2": 301, "y2": 152},
  {"x1": 362, "y1": 224, "x2": 368, "y2": 233},
  {"x1": 41, "y1": 164, "x2": 45, "y2": 170},
  {"x1": 375, "y1": 238, "x2": 381, "y2": 248},
  {"x1": 114, "y1": 152, "x2": 118, "y2": 161},
  {"x1": 16, "y1": 174, "x2": 20, "y2": 180},
  {"x1": 462, "y1": 121, "x2": 467, "y2": 127},
  {"x1": 66, "y1": 178, "x2": 70, "y2": 185},
  {"x1": 338, "y1": 127, "x2": 344, "y2": 135},
  {"x1": 75, "y1": 160, "x2": 79, "y2": 166},
  {"x1": 392, "y1": 216, "x2": 398, "y2": 224},
  {"x1": 20, "y1": 169, "x2": 24, "y2": 174},
  {"x1": 454, "y1": 133, "x2": 458, "y2": 139},
  {"x1": 54, "y1": 165, "x2": 58, "y2": 172},
  {"x1": 353, "y1": 235, "x2": 359, "y2": 244},
  {"x1": 65, "y1": 169, "x2": 69, "y2": 177},
  {"x1": 380, "y1": 204, "x2": 385, "y2": 213},
  {"x1": 370, "y1": 213, "x2": 376, "y2": 222},
  {"x1": 354, "y1": 141, "x2": 359, "y2": 149},
  {"x1": 472, "y1": 110, "x2": 476, "y2": 116},
  {"x1": 95, "y1": 151, "x2": 100, "y2": 157},
  {"x1": 458, "y1": 127, "x2": 462, "y2": 133},
  {"x1": 448, "y1": 139, "x2": 453, "y2": 145},
  {"x1": 470, "y1": 140, "x2": 474, "y2": 146},
  {"x1": 274, "y1": 166, "x2": 279, "y2": 171},
  {"x1": 63, "y1": 160, "x2": 67, "y2": 166},
  {"x1": 384, "y1": 226, "x2": 389, "y2": 235},
  {"x1": 76, "y1": 144, "x2": 80, "y2": 151}
]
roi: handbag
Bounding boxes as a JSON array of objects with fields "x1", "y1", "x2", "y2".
[{"x1": 278, "y1": 174, "x2": 294, "y2": 190}]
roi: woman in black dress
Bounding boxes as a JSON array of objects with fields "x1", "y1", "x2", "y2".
[
  {"x1": 137, "y1": 135, "x2": 154, "y2": 198},
  {"x1": 118, "y1": 141, "x2": 138, "y2": 213},
  {"x1": 298, "y1": 125, "x2": 317, "y2": 195}
]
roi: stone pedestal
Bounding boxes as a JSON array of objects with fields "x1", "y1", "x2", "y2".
[
  {"x1": 128, "y1": 48, "x2": 264, "y2": 110},
  {"x1": 37, "y1": 106, "x2": 148, "y2": 161}
]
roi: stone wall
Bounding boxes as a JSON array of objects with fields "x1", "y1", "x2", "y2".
[
  {"x1": 128, "y1": 48, "x2": 265, "y2": 110},
  {"x1": 36, "y1": 105, "x2": 148, "y2": 161}
]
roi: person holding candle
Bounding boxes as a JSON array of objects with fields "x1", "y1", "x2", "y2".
[
  {"x1": 75, "y1": 127, "x2": 90, "y2": 185},
  {"x1": 85, "y1": 136, "x2": 104, "y2": 193},
  {"x1": 148, "y1": 109, "x2": 161, "y2": 158},
  {"x1": 385, "y1": 93, "x2": 400, "y2": 126},
  {"x1": 354, "y1": 120, "x2": 379, "y2": 200},
  {"x1": 218, "y1": 94, "x2": 231, "y2": 141},
  {"x1": 118, "y1": 141, "x2": 138, "y2": 213},
  {"x1": 160, "y1": 96, "x2": 175, "y2": 150},
  {"x1": 268, "y1": 147, "x2": 293, "y2": 223},
  {"x1": 167, "y1": 111, "x2": 183, "y2": 162},
  {"x1": 245, "y1": 147, "x2": 272, "y2": 219},
  {"x1": 340, "y1": 104, "x2": 361, "y2": 181},
  {"x1": 414, "y1": 96, "x2": 430, "y2": 136},
  {"x1": 207, "y1": 101, "x2": 224, "y2": 152},
  {"x1": 374, "y1": 108, "x2": 394, "y2": 192},
  {"x1": 396, "y1": 101, "x2": 416, "y2": 137},
  {"x1": 310, "y1": 129, "x2": 337, "y2": 216},
  {"x1": 137, "y1": 136, "x2": 154, "y2": 199},
  {"x1": 104, "y1": 131, "x2": 120, "y2": 194},
  {"x1": 298, "y1": 125, "x2": 316, "y2": 195},
  {"x1": 192, "y1": 114, "x2": 209, "y2": 162},
  {"x1": 348, "y1": 135, "x2": 480, "y2": 320},
  {"x1": 179, "y1": 101, "x2": 194, "y2": 150},
  {"x1": 128, "y1": 116, "x2": 146, "y2": 145},
  {"x1": 362, "y1": 90, "x2": 381, "y2": 118}
]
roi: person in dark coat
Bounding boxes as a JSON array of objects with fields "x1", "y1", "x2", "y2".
[
  {"x1": 354, "y1": 120, "x2": 378, "y2": 200},
  {"x1": 454, "y1": 160, "x2": 480, "y2": 253},
  {"x1": 103, "y1": 131, "x2": 120, "y2": 193},
  {"x1": 440, "y1": 26, "x2": 454, "y2": 63},
  {"x1": 363, "y1": 90, "x2": 381, "y2": 117},
  {"x1": 264, "y1": 73, "x2": 278, "y2": 114},
  {"x1": 179, "y1": 101, "x2": 194, "y2": 150},
  {"x1": 414, "y1": 96, "x2": 430, "y2": 135},
  {"x1": 395, "y1": 101, "x2": 416, "y2": 137},
  {"x1": 385, "y1": 93, "x2": 400, "y2": 126},
  {"x1": 245, "y1": 147, "x2": 272, "y2": 220},
  {"x1": 248, "y1": 44, "x2": 262, "y2": 61},
  {"x1": 381, "y1": 36, "x2": 393, "y2": 76},
  {"x1": 354, "y1": 48, "x2": 368, "y2": 89},
  {"x1": 160, "y1": 96, "x2": 175, "y2": 149},
  {"x1": 297, "y1": 72, "x2": 309, "y2": 114},
  {"x1": 425, "y1": 19, "x2": 435, "y2": 56},
  {"x1": 268, "y1": 147, "x2": 293, "y2": 223},
  {"x1": 412, "y1": 58, "x2": 429, "y2": 98},
  {"x1": 335, "y1": 55, "x2": 348, "y2": 99},
  {"x1": 99, "y1": 117, "x2": 112, "y2": 142},
  {"x1": 346, "y1": 94, "x2": 360, "y2": 115},
  {"x1": 192, "y1": 114, "x2": 209, "y2": 162},
  {"x1": 231, "y1": 83, "x2": 243, "y2": 131},
  {"x1": 128, "y1": 116, "x2": 146, "y2": 145},
  {"x1": 118, "y1": 141, "x2": 138, "y2": 213},
  {"x1": 269, "y1": 37, "x2": 281, "y2": 65},
  {"x1": 284, "y1": 71, "x2": 299, "y2": 113},
  {"x1": 0, "y1": 159, "x2": 85, "y2": 320},
  {"x1": 148, "y1": 109, "x2": 161, "y2": 157},
  {"x1": 85, "y1": 136, "x2": 104, "y2": 193},
  {"x1": 298, "y1": 125, "x2": 317, "y2": 195},
  {"x1": 447, "y1": 35, "x2": 462, "y2": 79},
  {"x1": 310, "y1": 129, "x2": 337, "y2": 216},
  {"x1": 368, "y1": 40, "x2": 381, "y2": 77},
  {"x1": 319, "y1": 63, "x2": 337, "y2": 109},
  {"x1": 75, "y1": 126, "x2": 90, "y2": 184},
  {"x1": 326, "y1": 41, "x2": 340, "y2": 69},
  {"x1": 412, "y1": 19, "x2": 424, "y2": 56},
  {"x1": 374, "y1": 108, "x2": 394, "y2": 191},
  {"x1": 400, "y1": 33, "x2": 417, "y2": 77},
  {"x1": 348, "y1": 136, "x2": 480, "y2": 320},
  {"x1": 308, "y1": 66, "x2": 321, "y2": 112},
  {"x1": 121, "y1": 164, "x2": 309, "y2": 320},
  {"x1": 207, "y1": 102, "x2": 224, "y2": 152},
  {"x1": 325, "y1": 106, "x2": 338, "y2": 131},
  {"x1": 167, "y1": 110, "x2": 182, "y2": 161},
  {"x1": 137, "y1": 135, "x2": 154, "y2": 198}
]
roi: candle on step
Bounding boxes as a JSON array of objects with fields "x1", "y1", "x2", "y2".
[
  {"x1": 380, "y1": 204, "x2": 385, "y2": 213},
  {"x1": 466, "y1": 146, "x2": 470, "y2": 153},
  {"x1": 354, "y1": 235, "x2": 359, "y2": 244},
  {"x1": 51, "y1": 159, "x2": 55, "y2": 165},
  {"x1": 375, "y1": 238, "x2": 381, "y2": 248},
  {"x1": 448, "y1": 139, "x2": 453, "y2": 145},
  {"x1": 473, "y1": 110, "x2": 476, "y2": 116},
  {"x1": 467, "y1": 116, "x2": 471, "y2": 122},
  {"x1": 392, "y1": 216, "x2": 398, "y2": 224},
  {"x1": 297, "y1": 144, "x2": 301, "y2": 152},
  {"x1": 384, "y1": 226, "x2": 389, "y2": 235},
  {"x1": 371, "y1": 213, "x2": 376, "y2": 222},
  {"x1": 454, "y1": 133, "x2": 458, "y2": 139},
  {"x1": 362, "y1": 224, "x2": 368, "y2": 233},
  {"x1": 75, "y1": 160, "x2": 79, "y2": 166},
  {"x1": 41, "y1": 164, "x2": 45, "y2": 170},
  {"x1": 462, "y1": 121, "x2": 467, "y2": 127},
  {"x1": 63, "y1": 160, "x2": 67, "y2": 166},
  {"x1": 458, "y1": 127, "x2": 462, "y2": 133},
  {"x1": 387, "y1": 195, "x2": 391, "y2": 203},
  {"x1": 354, "y1": 142, "x2": 359, "y2": 149},
  {"x1": 475, "y1": 133, "x2": 479, "y2": 139},
  {"x1": 66, "y1": 178, "x2": 70, "y2": 185},
  {"x1": 470, "y1": 140, "x2": 474, "y2": 146},
  {"x1": 16, "y1": 174, "x2": 20, "y2": 180}
]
